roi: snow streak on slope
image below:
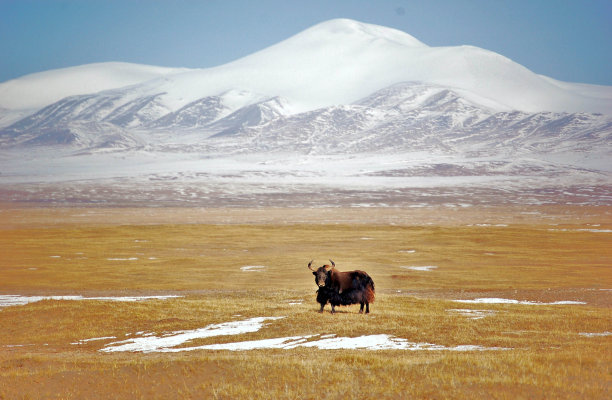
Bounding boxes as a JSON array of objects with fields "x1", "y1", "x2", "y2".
[
  {"x1": 183, "y1": 82, "x2": 611, "y2": 159},
  {"x1": 0, "y1": 62, "x2": 188, "y2": 112},
  {"x1": 2, "y1": 81, "x2": 610, "y2": 156}
]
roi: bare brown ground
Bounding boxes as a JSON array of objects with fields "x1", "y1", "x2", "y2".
[{"x1": 0, "y1": 205, "x2": 610, "y2": 399}]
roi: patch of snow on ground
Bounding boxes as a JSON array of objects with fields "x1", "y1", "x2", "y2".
[
  {"x1": 72, "y1": 336, "x2": 117, "y2": 345},
  {"x1": 548, "y1": 229, "x2": 612, "y2": 233},
  {"x1": 469, "y1": 224, "x2": 509, "y2": 227},
  {"x1": 579, "y1": 332, "x2": 612, "y2": 337},
  {"x1": 240, "y1": 265, "x2": 267, "y2": 272},
  {"x1": 97, "y1": 317, "x2": 508, "y2": 353},
  {"x1": 100, "y1": 317, "x2": 284, "y2": 353},
  {"x1": 0, "y1": 295, "x2": 182, "y2": 307},
  {"x1": 401, "y1": 266, "x2": 438, "y2": 271},
  {"x1": 447, "y1": 309, "x2": 497, "y2": 320},
  {"x1": 454, "y1": 298, "x2": 586, "y2": 305},
  {"x1": 156, "y1": 334, "x2": 509, "y2": 352},
  {"x1": 163, "y1": 336, "x2": 314, "y2": 352}
]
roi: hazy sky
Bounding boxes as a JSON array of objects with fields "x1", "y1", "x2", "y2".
[{"x1": 1, "y1": 0, "x2": 611, "y2": 85}]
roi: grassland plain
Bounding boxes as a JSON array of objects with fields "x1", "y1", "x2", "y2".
[{"x1": 0, "y1": 206, "x2": 610, "y2": 399}]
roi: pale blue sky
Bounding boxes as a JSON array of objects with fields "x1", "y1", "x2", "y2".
[{"x1": 1, "y1": 0, "x2": 610, "y2": 85}]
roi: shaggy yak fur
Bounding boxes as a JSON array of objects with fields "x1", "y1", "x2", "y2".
[{"x1": 309, "y1": 260, "x2": 375, "y2": 314}]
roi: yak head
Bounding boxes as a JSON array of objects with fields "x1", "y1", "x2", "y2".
[{"x1": 308, "y1": 259, "x2": 335, "y2": 287}]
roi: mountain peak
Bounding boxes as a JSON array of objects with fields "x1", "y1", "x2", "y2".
[{"x1": 299, "y1": 18, "x2": 428, "y2": 48}]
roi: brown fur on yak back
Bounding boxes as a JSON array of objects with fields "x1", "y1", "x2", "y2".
[{"x1": 328, "y1": 269, "x2": 375, "y2": 303}]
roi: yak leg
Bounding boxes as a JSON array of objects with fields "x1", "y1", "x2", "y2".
[
  {"x1": 318, "y1": 303, "x2": 325, "y2": 313},
  {"x1": 359, "y1": 302, "x2": 365, "y2": 313},
  {"x1": 365, "y1": 302, "x2": 370, "y2": 314},
  {"x1": 331, "y1": 304, "x2": 336, "y2": 314}
]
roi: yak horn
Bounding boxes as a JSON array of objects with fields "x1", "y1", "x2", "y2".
[
  {"x1": 323, "y1": 259, "x2": 335, "y2": 271},
  {"x1": 308, "y1": 260, "x2": 315, "y2": 271}
]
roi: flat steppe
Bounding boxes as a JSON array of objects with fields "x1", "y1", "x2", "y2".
[{"x1": 1, "y1": 205, "x2": 610, "y2": 399}]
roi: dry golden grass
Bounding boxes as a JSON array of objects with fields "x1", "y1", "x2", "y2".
[{"x1": 0, "y1": 206, "x2": 610, "y2": 399}]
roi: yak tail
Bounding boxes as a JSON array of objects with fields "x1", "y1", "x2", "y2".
[{"x1": 365, "y1": 275, "x2": 375, "y2": 303}]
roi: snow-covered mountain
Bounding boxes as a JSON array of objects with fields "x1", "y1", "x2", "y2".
[
  {"x1": 1, "y1": 78, "x2": 609, "y2": 159},
  {"x1": 1, "y1": 19, "x2": 611, "y2": 145},
  {"x1": 0, "y1": 19, "x2": 610, "y2": 207}
]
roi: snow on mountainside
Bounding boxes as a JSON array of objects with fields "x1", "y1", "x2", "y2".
[
  {"x1": 199, "y1": 82, "x2": 611, "y2": 157},
  {"x1": 1, "y1": 19, "x2": 611, "y2": 120},
  {"x1": 2, "y1": 78, "x2": 609, "y2": 160},
  {"x1": 0, "y1": 18, "x2": 610, "y2": 205},
  {"x1": 0, "y1": 62, "x2": 188, "y2": 111},
  {"x1": 126, "y1": 18, "x2": 612, "y2": 115}
]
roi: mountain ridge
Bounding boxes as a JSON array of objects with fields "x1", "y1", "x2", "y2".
[
  {"x1": 2, "y1": 18, "x2": 611, "y2": 120},
  {"x1": 0, "y1": 62, "x2": 188, "y2": 112},
  {"x1": 0, "y1": 19, "x2": 610, "y2": 182}
]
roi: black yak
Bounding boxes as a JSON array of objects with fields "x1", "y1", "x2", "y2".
[{"x1": 308, "y1": 260, "x2": 375, "y2": 314}]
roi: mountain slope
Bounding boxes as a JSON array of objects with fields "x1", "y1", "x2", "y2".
[
  {"x1": 0, "y1": 18, "x2": 610, "y2": 160},
  {"x1": 0, "y1": 62, "x2": 189, "y2": 112},
  {"x1": 200, "y1": 82, "x2": 611, "y2": 156},
  {"x1": 108, "y1": 18, "x2": 612, "y2": 115}
]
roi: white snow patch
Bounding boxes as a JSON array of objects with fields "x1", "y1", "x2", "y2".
[
  {"x1": 97, "y1": 316, "x2": 508, "y2": 353},
  {"x1": 164, "y1": 336, "x2": 314, "y2": 352},
  {"x1": 107, "y1": 257, "x2": 139, "y2": 261},
  {"x1": 100, "y1": 317, "x2": 284, "y2": 353},
  {"x1": 401, "y1": 266, "x2": 438, "y2": 271},
  {"x1": 579, "y1": 332, "x2": 612, "y2": 337},
  {"x1": 298, "y1": 335, "x2": 426, "y2": 350},
  {"x1": 0, "y1": 294, "x2": 182, "y2": 307},
  {"x1": 548, "y1": 229, "x2": 612, "y2": 233},
  {"x1": 447, "y1": 309, "x2": 497, "y2": 320},
  {"x1": 240, "y1": 265, "x2": 267, "y2": 272},
  {"x1": 469, "y1": 224, "x2": 509, "y2": 227},
  {"x1": 454, "y1": 298, "x2": 586, "y2": 305},
  {"x1": 157, "y1": 334, "x2": 509, "y2": 352},
  {"x1": 398, "y1": 249, "x2": 416, "y2": 253},
  {"x1": 72, "y1": 336, "x2": 117, "y2": 345}
]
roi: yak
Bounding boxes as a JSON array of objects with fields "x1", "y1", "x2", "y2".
[{"x1": 308, "y1": 260, "x2": 375, "y2": 314}]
